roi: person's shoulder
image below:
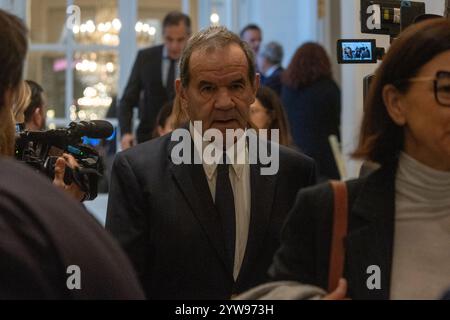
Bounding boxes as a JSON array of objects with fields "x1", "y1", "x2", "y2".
[
  {"x1": 297, "y1": 176, "x2": 367, "y2": 207},
  {"x1": 274, "y1": 66, "x2": 284, "y2": 76},
  {"x1": 116, "y1": 133, "x2": 172, "y2": 167},
  {"x1": 0, "y1": 157, "x2": 99, "y2": 232},
  {"x1": 276, "y1": 145, "x2": 316, "y2": 181},
  {"x1": 139, "y1": 44, "x2": 164, "y2": 58},
  {"x1": 279, "y1": 144, "x2": 315, "y2": 168},
  {"x1": 316, "y1": 78, "x2": 340, "y2": 92},
  {"x1": 0, "y1": 157, "x2": 56, "y2": 192}
]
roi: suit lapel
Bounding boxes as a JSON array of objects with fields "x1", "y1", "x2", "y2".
[
  {"x1": 237, "y1": 162, "x2": 277, "y2": 283},
  {"x1": 147, "y1": 45, "x2": 165, "y2": 93},
  {"x1": 345, "y1": 162, "x2": 397, "y2": 299},
  {"x1": 168, "y1": 140, "x2": 231, "y2": 276}
]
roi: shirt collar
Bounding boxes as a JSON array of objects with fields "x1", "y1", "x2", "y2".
[
  {"x1": 189, "y1": 123, "x2": 248, "y2": 181},
  {"x1": 163, "y1": 46, "x2": 179, "y2": 62},
  {"x1": 163, "y1": 46, "x2": 169, "y2": 59},
  {"x1": 264, "y1": 65, "x2": 280, "y2": 78}
]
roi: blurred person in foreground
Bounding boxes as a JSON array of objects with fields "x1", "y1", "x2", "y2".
[{"x1": 0, "y1": 9, "x2": 144, "y2": 299}]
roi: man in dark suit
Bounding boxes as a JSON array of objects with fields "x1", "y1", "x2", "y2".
[
  {"x1": 106, "y1": 26, "x2": 317, "y2": 300},
  {"x1": 240, "y1": 24, "x2": 263, "y2": 57},
  {"x1": 257, "y1": 42, "x2": 284, "y2": 96},
  {"x1": 119, "y1": 11, "x2": 191, "y2": 149}
]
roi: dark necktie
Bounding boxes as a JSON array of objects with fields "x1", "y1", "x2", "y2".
[
  {"x1": 166, "y1": 59, "x2": 176, "y2": 100},
  {"x1": 215, "y1": 154, "x2": 236, "y2": 271}
]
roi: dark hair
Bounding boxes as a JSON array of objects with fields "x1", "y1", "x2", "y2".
[
  {"x1": 152, "y1": 101, "x2": 174, "y2": 138},
  {"x1": 255, "y1": 86, "x2": 293, "y2": 146},
  {"x1": 0, "y1": 10, "x2": 28, "y2": 156},
  {"x1": 0, "y1": 9, "x2": 28, "y2": 108},
  {"x1": 240, "y1": 24, "x2": 262, "y2": 38},
  {"x1": 282, "y1": 42, "x2": 332, "y2": 89},
  {"x1": 163, "y1": 11, "x2": 191, "y2": 34},
  {"x1": 24, "y1": 80, "x2": 44, "y2": 123},
  {"x1": 353, "y1": 18, "x2": 450, "y2": 164},
  {"x1": 180, "y1": 26, "x2": 256, "y2": 88}
]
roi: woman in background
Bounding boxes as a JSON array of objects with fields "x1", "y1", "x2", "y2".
[
  {"x1": 281, "y1": 42, "x2": 341, "y2": 181},
  {"x1": 250, "y1": 86, "x2": 293, "y2": 147},
  {"x1": 153, "y1": 101, "x2": 175, "y2": 138},
  {"x1": 270, "y1": 18, "x2": 450, "y2": 300}
]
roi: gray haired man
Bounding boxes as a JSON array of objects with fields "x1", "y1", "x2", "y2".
[{"x1": 257, "y1": 41, "x2": 284, "y2": 95}]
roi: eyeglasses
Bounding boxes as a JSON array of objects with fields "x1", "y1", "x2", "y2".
[{"x1": 402, "y1": 71, "x2": 450, "y2": 107}]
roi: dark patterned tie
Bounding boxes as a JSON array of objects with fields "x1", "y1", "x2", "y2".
[
  {"x1": 166, "y1": 59, "x2": 176, "y2": 101},
  {"x1": 215, "y1": 153, "x2": 236, "y2": 271}
]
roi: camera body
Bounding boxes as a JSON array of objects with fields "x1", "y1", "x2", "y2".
[
  {"x1": 15, "y1": 121, "x2": 113, "y2": 201},
  {"x1": 360, "y1": 0, "x2": 425, "y2": 38},
  {"x1": 337, "y1": 0, "x2": 426, "y2": 65},
  {"x1": 337, "y1": 39, "x2": 385, "y2": 64}
]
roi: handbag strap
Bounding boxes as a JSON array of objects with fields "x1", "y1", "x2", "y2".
[{"x1": 328, "y1": 180, "x2": 349, "y2": 293}]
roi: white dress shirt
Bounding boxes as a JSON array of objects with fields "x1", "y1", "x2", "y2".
[
  {"x1": 162, "y1": 46, "x2": 180, "y2": 88},
  {"x1": 191, "y1": 126, "x2": 251, "y2": 280}
]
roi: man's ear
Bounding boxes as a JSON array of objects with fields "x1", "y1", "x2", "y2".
[
  {"x1": 32, "y1": 107, "x2": 43, "y2": 127},
  {"x1": 382, "y1": 84, "x2": 407, "y2": 126},
  {"x1": 250, "y1": 73, "x2": 261, "y2": 105},
  {"x1": 176, "y1": 79, "x2": 188, "y2": 110}
]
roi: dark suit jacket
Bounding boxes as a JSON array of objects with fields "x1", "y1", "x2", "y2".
[
  {"x1": 282, "y1": 79, "x2": 341, "y2": 181},
  {"x1": 0, "y1": 158, "x2": 144, "y2": 299},
  {"x1": 119, "y1": 45, "x2": 173, "y2": 143},
  {"x1": 106, "y1": 133, "x2": 317, "y2": 300},
  {"x1": 261, "y1": 66, "x2": 284, "y2": 96},
  {"x1": 443, "y1": 291, "x2": 450, "y2": 300},
  {"x1": 269, "y1": 160, "x2": 403, "y2": 300}
]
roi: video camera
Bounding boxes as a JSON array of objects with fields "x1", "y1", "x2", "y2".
[
  {"x1": 337, "y1": 0, "x2": 426, "y2": 65},
  {"x1": 15, "y1": 120, "x2": 114, "y2": 201}
]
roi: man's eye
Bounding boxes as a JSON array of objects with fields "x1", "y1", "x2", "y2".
[
  {"x1": 201, "y1": 86, "x2": 215, "y2": 93},
  {"x1": 231, "y1": 84, "x2": 244, "y2": 91},
  {"x1": 438, "y1": 85, "x2": 450, "y2": 93}
]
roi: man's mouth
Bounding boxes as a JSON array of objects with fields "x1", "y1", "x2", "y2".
[{"x1": 213, "y1": 119, "x2": 236, "y2": 123}]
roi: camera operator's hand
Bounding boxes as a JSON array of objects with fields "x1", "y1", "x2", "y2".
[
  {"x1": 53, "y1": 154, "x2": 86, "y2": 202},
  {"x1": 121, "y1": 133, "x2": 135, "y2": 150}
]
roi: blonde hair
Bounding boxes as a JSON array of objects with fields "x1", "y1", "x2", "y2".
[{"x1": 12, "y1": 81, "x2": 31, "y2": 124}]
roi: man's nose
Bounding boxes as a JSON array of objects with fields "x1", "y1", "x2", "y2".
[{"x1": 214, "y1": 88, "x2": 234, "y2": 110}]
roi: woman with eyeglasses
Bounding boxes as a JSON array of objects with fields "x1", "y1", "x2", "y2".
[{"x1": 268, "y1": 18, "x2": 450, "y2": 300}]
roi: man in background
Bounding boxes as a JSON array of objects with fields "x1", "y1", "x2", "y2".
[
  {"x1": 240, "y1": 24, "x2": 262, "y2": 57},
  {"x1": 119, "y1": 11, "x2": 191, "y2": 149},
  {"x1": 23, "y1": 80, "x2": 46, "y2": 131},
  {"x1": 257, "y1": 42, "x2": 284, "y2": 96}
]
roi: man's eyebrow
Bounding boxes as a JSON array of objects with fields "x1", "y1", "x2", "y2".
[
  {"x1": 230, "y1": 77, "x2": 246, "y2": 84},
  {"x1": 198, "y1": 80, "x2": 215, "y2": 87}
]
